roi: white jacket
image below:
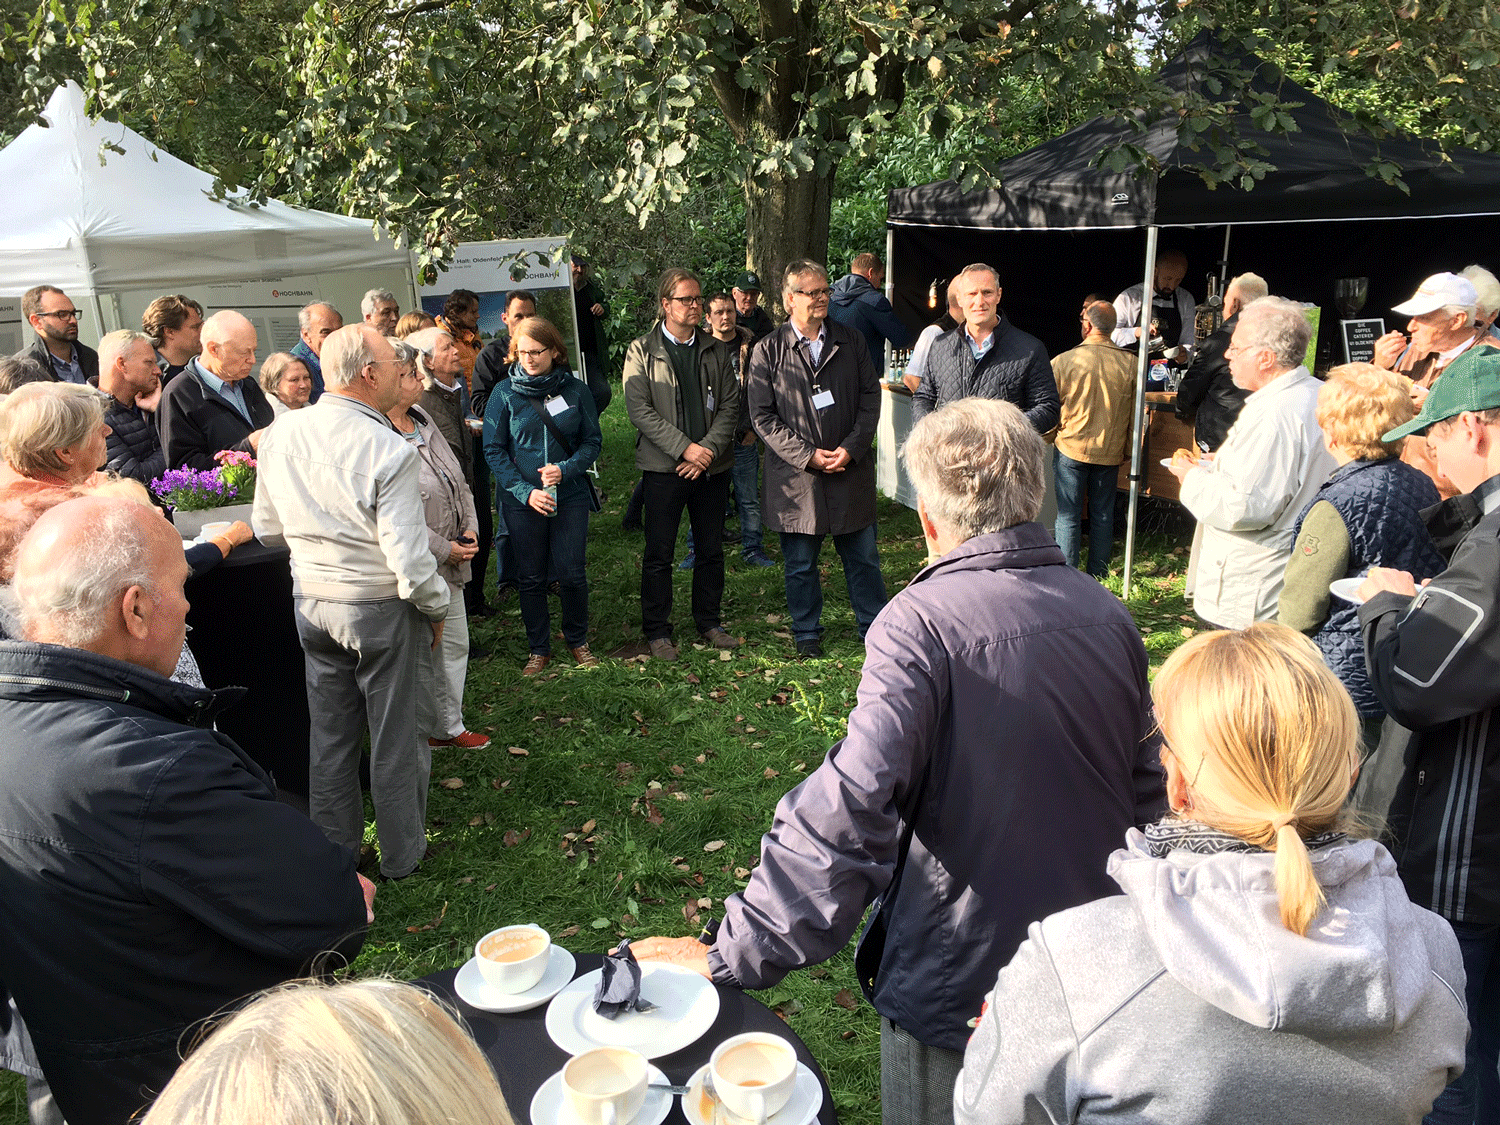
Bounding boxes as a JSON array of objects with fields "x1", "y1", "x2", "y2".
[
  {"x1": 253, "y1": 393, "x2": 450, "y2": 619},
  {"x1": 1181, "y1": 366, "x2": 1334, "y2": 628}
]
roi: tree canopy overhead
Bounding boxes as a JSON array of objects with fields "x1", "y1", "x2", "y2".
[{"x1": 8, "y1": 0, "x2": 1500, "y2": 300}]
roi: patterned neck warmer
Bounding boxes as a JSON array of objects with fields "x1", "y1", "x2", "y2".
[{"x1": 1142, "y1": 817, "x2": 1346, "y2": 858}]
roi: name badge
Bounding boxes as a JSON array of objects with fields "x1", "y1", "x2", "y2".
[
  {"x1": 812, "y1": 389, "x2": 835, "y2": 410},
  {"x1": 545, "y1": 396, "x2": 570, "y2": 417},
  {"x1": 706, "y1": 390, "x2": 716, "y2": 412}
]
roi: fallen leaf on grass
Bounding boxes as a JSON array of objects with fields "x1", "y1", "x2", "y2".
[
  {"x1": 696, "y1": 896, "x2": 713, "y2": 909},
  {"x1": 841, "y1": 1030, "x2": 857, "y2": 1040},
  {"x1": 808, "y1": 966, "x2": 829, "y2": 979},
  {"x1": 507, "y1": 746, "x2": 529, "y2": 757},
  {"x1": 763, "y1": 767, "x2": 779, "y2": 778},
  {"x1": 719, "y1": 650, "x2": 733, "y2": 661},
  {"x1": 686, "y1": 672, "x2": 701, "y2": 684},
  {"x1": 621, "y1": 913, "x2": 636, "y2": 926},
  {"x1": 673, "y1": 792, "x2": 690, "y2": 800},
  {"x1": 502, "y1": 828, "x2": 531, "y2": 847},
  {"x1": 735, "y1": 715, "x2": 745, "y2": 723},
  {"x1": 590, "y1": 918, "x2": 610, "y2": 929},
  {"x1": 675, "y1": 862, "x2": 691, "y2": 871},
  {"x1": 456, "y1": 876, "x2": 474, "y2": 885},
  {"x1": 703, "y1": 840, "x2": 727, "y2": 852},
  {"x1": 563, "y1": 799, "x2": 578, "y2": 805},
  {"x1": 440, "y1": 777, "x2": 464, "y2": 789},
  {"x1": 405, "y1": 901, "x2": 448, "y2": 933},
  {"x1": 580, "y1": 819, "x2": 597, "y2": 833},
  {"x1": 557, "y1": 925, "x2": 581, "y2": 938},
  {"x1": 772, "y1": 999, "x2": 802, "y2": 1019},
  {"x1": 766, "y1": 614, "x2": 782, "y2": 624},
  {"x1": 734, "y1": 867, "x2": 751, "y2": 879},
  {"x1": 670, "y1": 764, "x2": 685, "y2": 776},
  {"x1": 694, "y1": 753, "x2": 706, "y2": 764},
  {"x1": 833, "y1": 989, "x2": 858, "y2": 1010},
  {"x1": 682, "y1": 903, "x2": 701, "y2": 925},
  {"x1": 469, "y1": 814, "x2": 485, "y2": 826}
]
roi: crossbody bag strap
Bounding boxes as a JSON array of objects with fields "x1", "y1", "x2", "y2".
[{"x1": 520, "y1": 395, "x2": 577, "y2": 458}]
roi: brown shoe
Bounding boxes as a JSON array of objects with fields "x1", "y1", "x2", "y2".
[
  {"x1": 571, "y1": 644, "x2": 600, "y2": 668},
  {"x1": 700, "y1": 626, "x2": 740, "y2": 650},
  {"x1": 522, "y1": 653, "x2": 551, "y2": 676},
  {"x1": 647, "y1": 637, "x2": 679, "y2": 662}
]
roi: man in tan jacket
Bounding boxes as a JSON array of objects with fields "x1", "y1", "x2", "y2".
[
  {"x1": 622, "y1": 268, "x2": 740, "y2": 661},
  {"x1": 1051, "y1": 300, "x2": 1136, "y2": 577}
]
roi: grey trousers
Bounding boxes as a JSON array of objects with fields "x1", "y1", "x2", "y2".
[
  {"x1": 880, "y1": 1017, "x2": 964, "y2": 1125},
  {"x1": 295, "y1": 596, "x2": 429, "y2": 878}
]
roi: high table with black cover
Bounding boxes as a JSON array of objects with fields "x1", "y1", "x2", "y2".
[{"x1": 420, "y1": 955, "x2": 840, "y2": 1125}]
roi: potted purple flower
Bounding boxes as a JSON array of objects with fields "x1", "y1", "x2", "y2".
[{"x1": 151, "y1": 451, "x2": 258, "y2": 539}]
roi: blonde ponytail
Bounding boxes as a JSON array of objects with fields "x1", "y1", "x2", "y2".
[{"x1": 1153, "y1": 623, "x2": 1361, "y2": 936}]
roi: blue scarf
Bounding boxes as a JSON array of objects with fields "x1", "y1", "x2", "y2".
[{"x1": 509, "y1": 363, "x2": 570, "y2": 400}]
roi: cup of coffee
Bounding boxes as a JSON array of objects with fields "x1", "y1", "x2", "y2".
[
  {"x1": 474, "y1": 924, "x2": 551, "y2": 993},
  {"x1": 562, "y1": 1047, "x2": 648, "y2": 1125},
  {"x1": 198, "y1": 521, "x2": 232, "y2": 542},
  {"x1": 709, "y1": 1033, "x2": 798, "y2": 1124}
]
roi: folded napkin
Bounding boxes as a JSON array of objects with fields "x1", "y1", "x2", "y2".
[{"x1": 593, "y1": 939, "x2": 658, "y2": 1020}]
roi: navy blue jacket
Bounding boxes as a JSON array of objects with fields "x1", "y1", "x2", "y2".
[
  {"x1": 828, "y1": 274, "x2": 912, "y2": 374},
  {"x1": 912, "y1": 315, "x2": 1060, "y2": 433}
]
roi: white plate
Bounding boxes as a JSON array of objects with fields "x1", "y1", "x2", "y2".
[
  {"x1": 681, "y1": 1062, "x2": 823, "y2": 1125},
  {"x1": 530, "y1": 1062, "x2": 672, "y2": 1125},
  {"x1": 545, "y1": 963, "x2": 721, "y2": 1059},
  {"x1": 455, "y1": 946, "x2": 577, "y2": 1013},
  {"x1": 1159, "y1": 457, "x2": 1210, "y2": 469},
  {"x1": 1329, "y1": 577, "x2": 1367, "y2": 605}
]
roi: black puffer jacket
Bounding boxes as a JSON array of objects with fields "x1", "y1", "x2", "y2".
[
  {"x1": 0, "y1": 642, "x2": 366, "y2": 1125},
  {"x1": 102, "y1": 397, "x2": 165, "y2": 486},
  {"x1": 1174, "y1": 314, "x2": 1249, "y2": 451},
  {"x1": 911, "y1": 314, "x2": 1059, "y2": 433}
]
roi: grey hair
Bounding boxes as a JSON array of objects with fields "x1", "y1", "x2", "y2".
[
  {"x1": 781, "y1": 260, "x2": 829, "y2": 297},
  {"x1": 12, "y1": 499, "x2": 156, "y2": 648},
  {"x1": 956, "y1": 262, "x2": 1001, "y2": 290},
  {"x1": 0, "y1": 382, "x2": 106, "y2": 477},
  {"x1": 257, "y1": 352, "x2": 307, "y2": 397},
  {"x1": 0, "y1": 355, "x2": 52, "y2": 395},
  {"x1": 297, "y1": 302, "x2": 340, "y2": 334},
  {"x1": 319, "y1": 325, "x2": 377, "y2": 392},
  {"x1": 1442, "y1": 304, "x2": 1478, "y2": 328},
  {"x1": 1228, "y1": 272, "x2": 1269, "y2": 304},
  {"x1": 901, "y1": 397, "x2": 1045, "y2": 539},
  {"x1": 403, "y1": 327, "x2": 451, "y2": 388},
  {"x1": 362, "y1": 288, "x2": 397, "y2": 318},
  {"x1": 1236, "y1": 296, "x2": 1314, "y2": 370},
  {"x1": 97, "y1": 329, "x2": 154, "y2": 372},
  {"x1": 1462, "y1": 265, "x2": 1500, "y2": 319},
  {"x1": 387, "y1": 338, "x2": 417, "y2": 366}
]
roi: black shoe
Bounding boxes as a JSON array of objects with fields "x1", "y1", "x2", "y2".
[
  {"x1": 467, "y1": 643, "x2": 492, "y2": 662},
  {"x1": 795, "y1": 638, "x2": 823, "y2": 659},
  {"x1": 467, "y1": 600, "x2": 496, "y2": 619},
  {"x1": 496, "y1": 585, "x2": 518, "y2": 606},
  {"x1": 621, "y1": 515, "x2": 642, "y2": 531}
]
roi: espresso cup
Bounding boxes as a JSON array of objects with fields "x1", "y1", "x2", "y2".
[
  {"x1": 562, "y1": 1047, "x2": 649, "y2": 1125},
  {"x1": 709, "y1": 1033, "x2": 798, "y2": 1124},
  {"x1": 198, "y1": 521, "x2": 232, "y2": 541},
  {"x1": 474, "y1": 924, "x2": 551, "y2": 993}
]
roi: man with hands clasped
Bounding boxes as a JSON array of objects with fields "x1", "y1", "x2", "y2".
[{"x1": 622, "y1": 268, "x2": 741, "y2": 662}]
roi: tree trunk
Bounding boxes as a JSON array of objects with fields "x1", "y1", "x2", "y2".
[{"x1": 744, "y1": 162, "x2": 834, "y2": 319}]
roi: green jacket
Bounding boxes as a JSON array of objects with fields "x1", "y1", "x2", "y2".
[{"x1": 622, "y1": 324, "x2": 739, "y2": 475}]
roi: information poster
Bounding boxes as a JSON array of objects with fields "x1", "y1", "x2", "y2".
[{"x1": 417, "y1": 238, "x2": 577, "y2": 356}]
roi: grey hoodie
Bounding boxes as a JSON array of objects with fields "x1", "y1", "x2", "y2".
[{"x1": 954, "y1": 831, "x2": 1466, "y2": 1124}]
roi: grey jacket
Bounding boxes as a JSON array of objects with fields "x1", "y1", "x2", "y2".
[
  {"x1": 747, "y1": 319, "x2": 881, "y2": 536},
  {"x1": 622, "y1": 325, "x2": 739, "y2": 475},
  {"x1": 956, "y1": 833, "x2": 1466, "y2": 1125},
  {"x1": 409, "y1": 407, "x2": 478, "y2": 590},
  {"x1": 707, "y1": 526, "x2": 1164, "y2": 1050}
]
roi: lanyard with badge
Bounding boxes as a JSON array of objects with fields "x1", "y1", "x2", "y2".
[{"x1": 544, "y1": 394, "x2": 571, "y2": 417}]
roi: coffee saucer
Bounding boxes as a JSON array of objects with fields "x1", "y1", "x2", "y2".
[
  {"x1": 681, "y1": 1063, "x2": 822, "y2": 1125},
  {"x1": 455, "y1": 945, "x2": 576, "y2": 1013},
  {"x1": 529, "y1": 1062, "x2": 672, "y2": 1125},
  {"x1": 1329, "y1": 577, "x2": 1368, "y2": 605}
]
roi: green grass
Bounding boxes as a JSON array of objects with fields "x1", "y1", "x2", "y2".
[{"x1": 0, "y1": 407, "x2": 1198, "y2": 1125}]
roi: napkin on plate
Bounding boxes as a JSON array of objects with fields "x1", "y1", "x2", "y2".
[{"x1": 593, "y1": 939, "x2": 658, "y2": 1020}]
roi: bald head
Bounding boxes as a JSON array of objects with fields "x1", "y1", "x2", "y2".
[
  {"x1": 1154, "y1": 250, "x2": 1188, "y2": 295},
  {"x1": 199, "y1": 311, "x2": 258, "y2": 383},
  {"x1": 12, "y1": 496, "x2": 189, "y2": 676}
]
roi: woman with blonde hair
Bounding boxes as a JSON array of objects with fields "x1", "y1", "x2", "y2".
[
  {"x1": 142, "y1": 979, "x2": 514, "y2": 1125},
  {"x1": 0, "y1": 381, "x2": 110, "y2": 494},
  {"x1": 955, "y1": 623, "x2": 1466, "y2": 1125},
  {"x1": 1278, "y1": 363, "x2": 1445, "y2": 744}
]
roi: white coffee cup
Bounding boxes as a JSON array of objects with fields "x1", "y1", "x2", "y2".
[
  {"x1": 709, "y1": 1033, "x2": 798, "y2": 1124},
  {"x1": 474, "y1": 923, "x2": 551, "y2": 993},
  {"x1": 198, "y1": 520, "x2": 232, "y2": 541},
  {"x1": 562, "y1": 1047, "x2": 649, "y2": 1125}
]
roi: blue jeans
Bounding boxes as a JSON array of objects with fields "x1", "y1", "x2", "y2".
[
  {"x1": 780, "y1": 524, "x2": 887, "y2": 642},
  {"x1": 506, "y1": 499, "x2": 589, "y2": 654},
  {"x1": 1429, "y1": 920, "x2": 1500, "y2": 1125},
  {"x1": 1053, "y1": 450, "x2": 1118, "y2": 578},
  {"x1": 732, "y1": 440, "x2": 764, "y2": 554}
]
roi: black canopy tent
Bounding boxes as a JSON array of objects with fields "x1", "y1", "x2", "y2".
[{"x1": 886, "y1": 34, "x2": 1500, "y2": 596}]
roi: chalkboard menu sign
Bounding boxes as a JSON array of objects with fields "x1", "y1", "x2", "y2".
[{"x1": 1341, "y1": 318, "x2": 1385, "y2": 364}]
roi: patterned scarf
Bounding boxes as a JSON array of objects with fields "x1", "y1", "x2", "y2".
[{"x1": 1142, "y1": 818, "x2": 1346, "y2": 858}]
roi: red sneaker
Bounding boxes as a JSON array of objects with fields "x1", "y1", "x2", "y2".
[{"x1": 429, "y1": 731, "x2": 491, "y2": 749}]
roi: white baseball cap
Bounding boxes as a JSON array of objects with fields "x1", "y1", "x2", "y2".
[{"x1": 1392, "y1": 272, "x2": 1479, "y2": 316}]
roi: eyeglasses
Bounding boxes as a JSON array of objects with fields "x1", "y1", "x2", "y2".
[
  {"x1": 666, "y1": 295, "x2": 705, "y2": 306},
  {"x1": 517, "y1": 347, "x2": 551, "y2": 359},
  {"x1": 38, "y1": 309, "x2": 82, "y2": 321},
  {"x1": 1224, "y1": 343, "x2": 1263, "y2": 358},
  {"x1": 793, "y1": 288, "x2": 832, "y2": 299}
]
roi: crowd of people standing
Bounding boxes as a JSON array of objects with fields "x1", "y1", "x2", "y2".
[{"x1": 2, "y1": 248, "x2": 1500, "y2": 1125}]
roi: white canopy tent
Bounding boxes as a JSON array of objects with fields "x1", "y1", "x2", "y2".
[{"x1": 0, "y1": 81, "x2": 413, "y2": 348}]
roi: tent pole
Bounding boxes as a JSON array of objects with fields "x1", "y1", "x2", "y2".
[
  {"x1": 884, "y1": 226, "x2": 895, "y2": 371},
  {"x1": 1220, "y1": 225, "x2": 1232, "y2": 288},
  {"x1": 1122, "y1": 225, "x2": 1159, "y2": 602}
]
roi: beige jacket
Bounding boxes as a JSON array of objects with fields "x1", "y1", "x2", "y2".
[
  {"x1": 1180, "y1": 367, "x2": 1336, "y2": 629},
  {"x1": 622, "y1": 325, "x2": 739, "y2": 475},
  {"x1": 1052, "y1": 337, "x2": 1138, "y2": 465}
]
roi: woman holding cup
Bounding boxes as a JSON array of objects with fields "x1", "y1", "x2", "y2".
[{"x1": 482, "y1": 317, "x2": 601, "y2": 676}]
